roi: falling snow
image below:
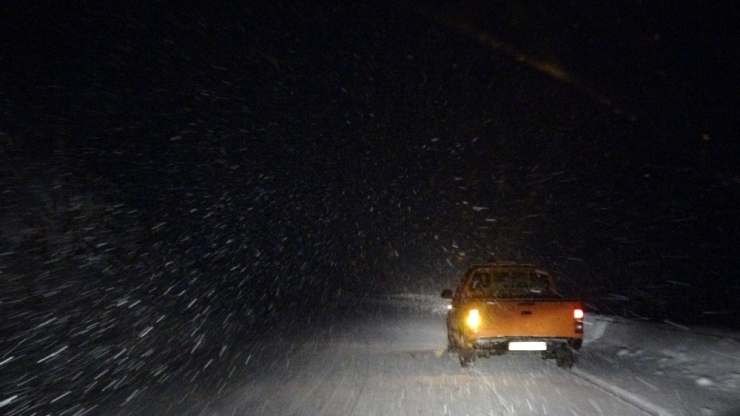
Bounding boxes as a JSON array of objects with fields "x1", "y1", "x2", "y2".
[{"x1": 1, "y1": 1, "x2": 739, "y2": 415}]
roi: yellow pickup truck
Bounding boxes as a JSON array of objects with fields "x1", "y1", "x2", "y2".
[{"x1": 441, "y1": 263, "x2": 584, "y2": 368}]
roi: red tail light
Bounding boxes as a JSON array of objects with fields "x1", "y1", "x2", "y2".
[{"x1": 574, "y1": 308, "x2": 584, "y2": 334}]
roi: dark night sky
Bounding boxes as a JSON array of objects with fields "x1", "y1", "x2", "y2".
[
  {"x1": 2, "y1": 1, "x2": 739, "y2": 324},
  {"x1": 2, "y1": 1, "x2": 740, "y2": 413}
]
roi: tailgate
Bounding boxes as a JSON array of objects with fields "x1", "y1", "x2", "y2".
[{"x1": 476, "y1": 300, "x2": 580, "y2": 338}]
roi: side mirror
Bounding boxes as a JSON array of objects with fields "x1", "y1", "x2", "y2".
[{"x1": 440, "y1": 289, "x2": 453, "y2": 299}]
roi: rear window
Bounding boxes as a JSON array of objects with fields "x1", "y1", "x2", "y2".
[{"x1": 465, "y1": 269, "x2": 553, "y2": 298}]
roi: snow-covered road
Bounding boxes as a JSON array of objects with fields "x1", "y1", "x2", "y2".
[
  {"x1": 206, "y1": 305, "x2": 648, "y2": 416},
  {"x1": 101, "y1": 293, "x2": 706, "y2": 416},
  {"x1": 18, "y1": 293, "x2": 738, "y2": 415}
]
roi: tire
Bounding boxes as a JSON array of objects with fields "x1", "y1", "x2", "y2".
[
  {"x1": 459, "y1": 348, "x2": 476, "y2": 367},
  {"x1": 447, "y1": 332, "x2": 457, "y2": 352},
  {"x1": 555, "y1": 345, "x2": 576, "y2": 368}
]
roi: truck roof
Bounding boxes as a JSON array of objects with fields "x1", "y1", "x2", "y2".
[
  {"x1": 468, "y1": 262, "x2": 536, "y2": 270},
  {"x1": 466, "y1": 263, "x2": 550, "y2": 276}
]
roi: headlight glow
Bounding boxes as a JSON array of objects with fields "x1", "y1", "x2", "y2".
[{"x1": 466, "y1": 309, "x2": 481, "y2": 331}]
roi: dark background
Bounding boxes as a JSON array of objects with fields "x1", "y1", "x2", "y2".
[
  {"x1": 3, "y1": 0, "x2": 739, "y2": 321},
  {"x1": 1, "y1": 2, "x2": 739, "y2": 411},
  {"x1": 3, "y1": 0, "x2": 739, "y2": 317}
]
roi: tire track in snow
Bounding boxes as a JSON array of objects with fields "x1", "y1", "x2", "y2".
[
  {"x1": 570, "y1": 368, "x2": 673, "y2": 416},
  {"x1": 346, "y1": 327, "x2": 371, "y2": 416},
  {"x1": 471, "y1": 367, "x2": 513, "y2": 415}
]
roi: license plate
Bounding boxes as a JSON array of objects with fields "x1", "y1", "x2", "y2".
[{"x1": 508, "y1": 341, "x2": 547, "y2": 351}]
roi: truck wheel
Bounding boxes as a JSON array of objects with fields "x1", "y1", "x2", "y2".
[
  {"x1": 447, "y1": 333, "x2": 457, "y2": 352},
  {"x1": 555, "y1": 345, "x2": 576, "y2": 368},
  {"x1": 459, "y1": 348, "x2": 476, "y2": 367}
]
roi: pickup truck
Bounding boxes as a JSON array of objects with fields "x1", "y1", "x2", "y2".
[{"x1": 441, "y1": 263, "x2": 584, "y2": 368}]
